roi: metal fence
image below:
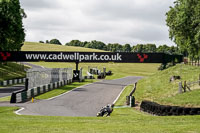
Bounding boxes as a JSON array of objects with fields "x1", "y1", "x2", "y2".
[
  {"x1": 26, "y1": 68, "x2": 72, "y2": 89},
  {"x1": 179, "y1": 80, "x2": 200, "y2": 93}
]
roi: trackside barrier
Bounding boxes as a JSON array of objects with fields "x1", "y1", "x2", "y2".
[
  {"x1": 10, "y1": 79, "x2": 72, "y2": 103},
  {"x1": 140, "y1": 101, "x2": 200, "y2": 116},
  {"x1": 84, "y1": 76, "x2": 95, "y2": 79},
  {"x1": 84, "y1": 71, "x2": 95, "y2": 79},
  {"x1": 0, "y1": 78, "x2": 26, "y2": 86},
  {"x1": 27, "y1": 68, "x2": 72, "y2": 89},
  {"x1": 126, "y1": 83, "x2": 137, "y2": 107}
]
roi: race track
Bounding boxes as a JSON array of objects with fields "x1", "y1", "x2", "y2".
[{"x1": 18, "y1": 76, "x2": 142, "y2": 117}]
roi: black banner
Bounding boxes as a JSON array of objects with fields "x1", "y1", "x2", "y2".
[{"x1": 0, "y1": 51, "x2": 183, "y2": 63}]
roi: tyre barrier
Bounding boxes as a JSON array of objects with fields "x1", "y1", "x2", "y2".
[
  {"x1": 106, "y1": 71, "x2": 112, "y2": 76},
  {"x1": 89, "y1": 68, "x2": 101, "y2": 75},
  {"x1": 97, "y1": 73, "x2": 106, "y2": 79},
  {"x1": 0, "y1": 78, "x2": 26, "y2": 86},
  {"x1": 84, "y1": 76, "x2": 95, "y2": 79},
  {"x1": 140, "y1": 100, "x2": 200, "y2": 116},
  {"x1": 10, "y1": 79, "x2": 73, "y2": 103}
]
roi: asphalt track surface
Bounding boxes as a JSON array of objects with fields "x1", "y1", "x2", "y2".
[
  {"x1": 0, "y1": 85, "x2": 25, "y2": 98},
  {"x1": 18, "y1": 76, "x2": 142, "y2": 117}
]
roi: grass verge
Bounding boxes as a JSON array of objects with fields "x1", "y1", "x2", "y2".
[
  {"x1": 1, "y1": 80, "x2": 200, "y2": 132},
  {"x1": 114, "y1": 85, "x2": 134, "y2": 106}
]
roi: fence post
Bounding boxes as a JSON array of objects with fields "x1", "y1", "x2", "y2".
[
  {"x1": 25, "y1": 78, "x2": 29, "y2": 91},
  {"x1": 179, "y1": 82, "x2": 182, "y2": 93},
  {"x1": 184, "y1": 81, "x2": 187, "y2": 92},
  {"x1": 103, "y1": 67, "x2": 106, "y2": 78},
  {"x1": 199, "y1": 74, "x2": 200, "y2": 86}
]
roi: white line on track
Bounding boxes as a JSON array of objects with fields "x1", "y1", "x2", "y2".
[
  {"x1": 15, "y1": 107, "x2": 24, "y2": 115},
  {"x1": 112, "y1": 86, "x2": 126, "y2": 104}
]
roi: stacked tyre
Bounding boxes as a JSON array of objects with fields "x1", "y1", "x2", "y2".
[
  {"x1": 106, "y1": 71, "x2": 112, "y2": 76},
  {"x1": 140, "y1": 100, "x2": 200, "y2": 116}
]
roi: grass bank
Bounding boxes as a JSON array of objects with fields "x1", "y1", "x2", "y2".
[
  {"x1": 22, "y1": 42, "x2": 104, "y2": 52},
  {"x1": 29, "y1": 62, "x2": 160, "y2": 80},
  {"x1": 135, "y1": 64, "x2": 200, "y2": 107},
  {"x1": 0, "y1": 62, "x2": 27, "y2": 81}
]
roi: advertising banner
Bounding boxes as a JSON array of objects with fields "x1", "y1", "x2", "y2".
[{"x1": 0, "y1": 51, "x2": 183, "y2": 63}]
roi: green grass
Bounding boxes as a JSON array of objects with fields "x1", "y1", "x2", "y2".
[
  {"x1": 22, "y1": 42, "x2": 104, "y2": 52},
  {"x1": 160, "y1": 89, "x2": 200, "y2": 107},
  {"x1": 0, "y1": 96, "x2": 10, "y2": 102},
  {"x1": 135, "y1": 64, "x2": 200, "y2": 107},
  {"x1": 0, "y1": 62, "x2": 28, "y2": 81},
  {"x1": 0, "y1": 107, "x2": 200, "y2": 133},
  {"x1": 35, "y1": 79, "x2": 96, "y2": 99},
  {"x1": 29, "y1": 62, "x2": 160, "y2": 80},
  {"x1": 1, "y1": 42, "x2": 200, "y2": 132},
  {"x1": 1, "y1": 81, "x2": 200, "y2": 132},
  {"x1": 1, "y1": 65, "x2": 200, "y2": 132},
  {"x1": 115, "y1": 85, "x2": 134, "y2": 106}
]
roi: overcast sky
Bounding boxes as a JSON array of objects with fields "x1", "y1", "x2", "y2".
[{"x1": 19, "y1": 0, "x2": 176, "y2": 46}]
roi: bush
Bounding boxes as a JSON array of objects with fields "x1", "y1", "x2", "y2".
[{"x1": 158, "y1": 62, "x2": 175, "y2": 70}]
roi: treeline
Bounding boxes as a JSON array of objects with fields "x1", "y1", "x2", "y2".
[
  {"x1": 39, "y1": 39, "x2": 181, "y2": 54},
  {"x1": 39, "y1": 39, "x2": 62, "y2": 45},
  {"x1": 66, "y1": 40, "x2": 180, "y2": 54},
  {"x1": 40, "y1": 39, "x2": 180, "y2": 54}
]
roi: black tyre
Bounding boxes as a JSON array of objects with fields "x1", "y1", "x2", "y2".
[
  {"x1": 176, "y1": 107, "x2": 184, "y2": 116},
  {"x1": 170, "y1": 106, "x2": 178, "y2": 115},
  {"x1": 190, "y1": 108, "x2": 198, "y2": 115},
  {"x1": 183, "y1": 108, "x2": 191, "y2": 115}
]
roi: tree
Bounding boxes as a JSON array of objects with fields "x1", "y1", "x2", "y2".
[
  {"x1": 116, "y1": 44, "x2": 123, "y2": 52},
  {"x1": 169, "y1": 46, "x2": 180, "y2": 54},
  {"x1": 39, "y1": 41, "x2": 44, "y2": 43},
  {"x1": 133, "y1": 44, "x2": 144, "y2": 53},
  {"x1": 166, "y1": 0, "x2": 200, "y2": 57},
  {"x1": 0, "y1": 0, "x2": 26, "y2": 51},
  {"x1": 84, "y1": 42, "x2": 92, "y2": 48},
  {"x1": 123, "y1": 44, "x2": 131, "y2": 52},
  {"x1": 81, "y1": 41, "x2": 88, "y2": 47},
  {"x1": 157, "y1": 45, "x2": 170, "y2": 53},
  {"x1": 106, "y1": 43, "x2": 123, "y2": 52},
  {"x1": 66, "y1": 40, "x2": 82, "y2": 46},
  {"x1": 49, "y1": 39, "x2": 62, "y2": 45},
  {"x1": 131, "y1": 46, "x2": 135, "y2": 52},
  {"x1": 145, "y1": 44, "x2": 157, "y2": 53},
  {"x1": 84, "y1": 40, "x2": 106, "y2": 50}
]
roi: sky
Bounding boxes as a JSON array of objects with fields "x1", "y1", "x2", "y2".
[{"x1": 19, "y1": 0, "x2": 176, "y2": 46}]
